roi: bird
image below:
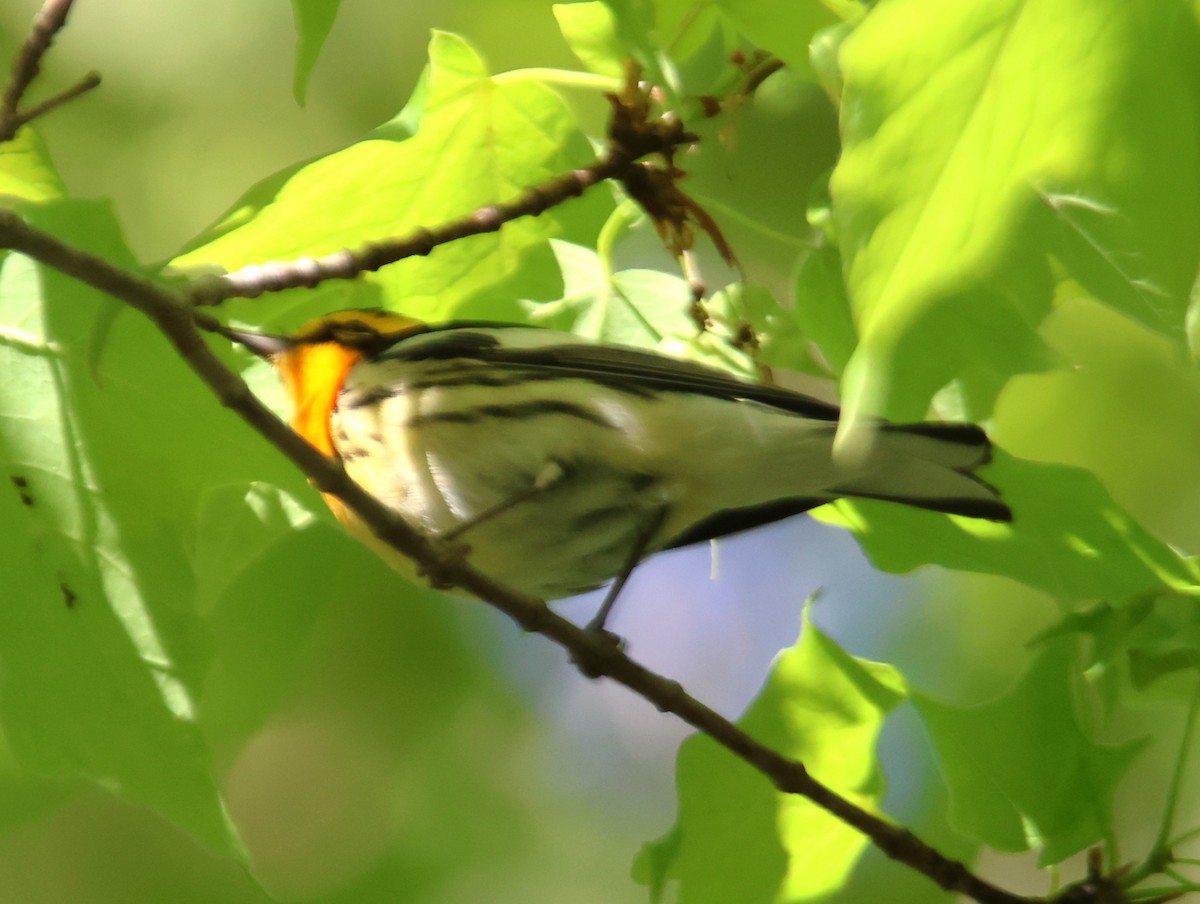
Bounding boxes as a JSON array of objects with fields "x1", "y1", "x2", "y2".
[{"x1": 226, "y1": 308, "x2": 1011, "y2": 631}]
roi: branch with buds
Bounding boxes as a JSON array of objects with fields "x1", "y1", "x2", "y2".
[
  {"x1": 0, "y1": 11, "x2": 1133, "y2": 904},
  {"x1": 0, "y1": 207, "x2": 1046, "y2": 904},
  {"x1": 187, "y1": 62, "x2": 738, "y2": 307}
]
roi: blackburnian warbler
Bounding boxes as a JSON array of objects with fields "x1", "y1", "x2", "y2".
[{"x1": 229, "y1": 309, "x2": 1011, "y2": 624}]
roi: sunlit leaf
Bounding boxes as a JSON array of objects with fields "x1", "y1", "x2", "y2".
[
  {"x1": 636, "y1": 605, "x2": 906, "y2": 902},
  {"x1": 653, "y1": 0, "x2": 722, "y2": 62},
  {"x1": 553, "y1": 2, "x2": 625, "y2": 77},
  {"x1": 832, "y1": 0, "x2": 1200, "y2": 424},
  {"x1": 817, "y1": 453, "x2": 1199, "y2": 602},
  {"x1": 1034, "y1": 191, "x2": 1175, "y2": 333},
  {"x1": 0, "y1": 127, "x2": 66, "y2": 204},
  {"x1": 714, "y1": 0, "x2": 850, "y2": 79},
  {"x1": 526, "y1": 240, "x2": 686, "y2": 346},
  {"x1": 0, "y1": 201, "x2": 291, "y2": 853},
  {"x1": 528, "y1": 240, "x2": 792, "y2": 376},
  {"x1": 173, "y1": 31, "x2": 606, "y2": 322}
]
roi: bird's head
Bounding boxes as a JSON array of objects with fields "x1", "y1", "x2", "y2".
[{"x1": 225, "y1": 308, "x2": 425, "y2": 456}]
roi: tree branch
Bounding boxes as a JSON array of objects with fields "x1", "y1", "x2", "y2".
[
  {"x1": 0, "y1": 23, "x2": 1110, "y2": 903},
  {"x1": 186, "y1": 150, "x2": 638, "y2": 306},
  {"x1": 12, "y1": 68, "x2": 100, "y2": 129},
  {"x1": 0, "y1": 206, "x2": 1057, "y2": 904},
  {"x1": 0, "y1": 0, "x2": 99, "y2": 141},
  {"x1": 185, "y1": 64, "x2": 715, "y2": 307}
]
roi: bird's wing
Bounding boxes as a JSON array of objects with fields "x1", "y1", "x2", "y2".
[{"x1": 377, "y1": 324, "x2": 842, "y2": 421}]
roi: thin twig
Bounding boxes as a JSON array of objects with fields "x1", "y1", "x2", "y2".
[
  {"x1": 186, "y1": 64, "x2": 721, "y2": 308},
  {"x1": 13, "y1": 69, "x2": 100, "y2": 127},
  {"x1": 0, "y1": 0, "x2": 97, "y2": 141},
  {"x1": 1121, "y1": 680, "x2": 1200, "y2": 892},
  {"x1": 0, "y1": 35, "x2": 1100, "y2": 904},
  {"x1": 1162, "y1": 682, "x2": 1200, "y2": 848},
  {"x1": 695, "y1": 53, "x2": 786, "y2": 120},
  {"x1": 0, "y1": 206, "x2": 1048, "y2": 904},
  {"x1": 187, "y1": 150, "x2": 639, "y2": 306},
  {"x1": 742, "y1": 55, "x2": 785, "y2": 97}
]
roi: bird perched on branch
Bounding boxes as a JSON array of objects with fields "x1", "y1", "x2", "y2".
[{"x1": 228, "y1": 309, "x2": 1011, "y2": 631}]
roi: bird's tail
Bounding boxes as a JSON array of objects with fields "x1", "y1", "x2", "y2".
[{"x1": 835, "y1": 423, "x2": 1012, "y2": 522}]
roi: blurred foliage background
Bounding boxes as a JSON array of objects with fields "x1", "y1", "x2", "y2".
[{"x1": 2, "y1": 1, "x2": 1200, "y2": 903}]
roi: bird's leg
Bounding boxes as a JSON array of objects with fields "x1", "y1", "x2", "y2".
[
  {"x1": 440, "y1": 460, "x2": 567, "y2": 542},
  {"x1": 585, "y1": 505, "x2": 669, "y2": 638}
]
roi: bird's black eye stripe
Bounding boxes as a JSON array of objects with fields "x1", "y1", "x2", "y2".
[
  {"x1": 332, "y1": 320, "x2": 380, "y2": 340},
  {"x1": 294, "y1": 312, "x2": 428, "y2": 352},
  {"x1": 329, "y1": 319, "x2": 406, "y2": 353},
  {"x1": 298, "y1": 318, "x2": 378, "y2": 346},
  {"x1": 377, "y1": 330, "x2": 502, "y2": 362}
]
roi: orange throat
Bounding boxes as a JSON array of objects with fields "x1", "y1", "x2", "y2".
[{"x1": 277, "y1": 342, "x2": 363, "y2": 459}]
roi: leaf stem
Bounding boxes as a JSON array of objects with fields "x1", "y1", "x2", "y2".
[
  {"x1": 594, "y1": 201, "x2": 665, "y2": 341},
  {"x1": 1159, "y1": 680, "x2": 1200, "y2": 847},
  {"x1": 1124, "y1": 678, "x2": 1200, "y2": 889},
  {"x1": 494, "y1": 67, "x2": 621, "y2": 92},
  {"x1": 595, "y1": 198, "x2": 642, "y2": 283},
  {"x1": 0, "y1": 323, "x2": 63, "y2": 354}
]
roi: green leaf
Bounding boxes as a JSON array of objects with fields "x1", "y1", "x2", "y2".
[
  {"x1": 913, "y1": 641, "x2": 1143, "y2": 864},
  {"x1": 709, "y1": 282, "x2": 823, "y2": 376},
  {"x1": 653, "y1": 0, "x2": 722, "y2": 62},
  {"x1": 0, "y1": 201, "x2": 274, "y2": 853},
  {"x1": 815, "y1": 452, "x2": 1199, "y2": 601},
  {"x1": 633, "y1": 822, "x2": 682, "y2": 903},
  {"x1": 0, "y1": 200, "x2": 312, "y2": 853},
  {"x1": 1120, "y1": 592, "x2": 1200, "y2": 694},
  {"x1": 637, "y1": 604, "x2": 907, "y2": 902},
  {"x1": 526, "y1": 240, "x2": 680, "y2": 346},
  {"x1": 793, "y1": 240, "x2": 855, "y2": 375},
  {"x1": 714, "y1": 0, "x2": 848, "y2": 79},
  {"x1": 553, "y1": 2, "x2": 625, "y2": 77},
  {"x1": 0, "y1": 127, "x2": 66, "y2": 204},
  {"x1": 530, "y1": 240, "x2": 782, "y2": 376},
  {"x1": 1037, "y1": 594, "x2": 1200, "y2": 697},
  {"x1": 173, "y1": 31, "x2": 604, "y2": 322},
  {"x1": 197, "y1": 521, "x2": 357, "y2": 751},
  {"x1": 1033, "y1": 191, "x2": 1177, "y2": 335},
  {"x1": 1128, "y1": 646, "x2": 1200, "y2": 690},
  {"x1": 190, "y1": 482, "x2": 319, "y2": 615},
  {"x1": 290, "y1": 0, "x2": 342, "y2": 105},
  {"x1": 0, "y1": 741, "x2": 76, "y2": 836},
  {"x1": 831, "y1": 0, "x2": 1200, "y2": 424}
]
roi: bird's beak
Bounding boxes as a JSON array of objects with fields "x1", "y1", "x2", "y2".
[{"x1": 224, "y1": 327, "x2": 295, "y2": 360}]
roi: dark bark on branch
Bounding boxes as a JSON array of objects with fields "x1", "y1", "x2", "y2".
[
  {"x1": 0, "y1": 0, "x2": 99, "y2": 141},
  {"x1": 186, "y1": 154, "x2": 635, "y2": 306},
  {"x1": 0, "y1": 207, "x2": 1051, "y2": 904},
  {"x1": 0, "y1": 21, "x2": 1116, "y2": 904},
  {"x1": 185, "y1": 67, "x2": 713, "y2": 306}
]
